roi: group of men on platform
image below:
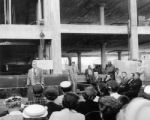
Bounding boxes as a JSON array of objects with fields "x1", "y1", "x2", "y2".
[
  {"x1": 85, "y1": 61, "x2": 142, "y2": 100},
  {"x1": 26, "y1": 60, "x2": 79, "y2": 100},
  {"x1": 26, "y1": 60, "x2": 142, "y2": 101}
]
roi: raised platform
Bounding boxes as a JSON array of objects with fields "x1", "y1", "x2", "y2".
[{"x1": 0, "y1": 74, "x2": 68, "y2": 88}]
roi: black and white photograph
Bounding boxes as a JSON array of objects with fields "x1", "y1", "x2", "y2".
[{"x1": 0, "y1": 0, "x2": 150, "y2": 120}]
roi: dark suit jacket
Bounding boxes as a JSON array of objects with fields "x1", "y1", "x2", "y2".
[
  {"x1": 77, "y1": 101, "x2": 99, "y2": 115},
  {"x1": 118, "y1": 78, "x2": 142, "y2": 99},
  {"x1": 46, "y1": 102, "x2": 62, "y2": 118}
]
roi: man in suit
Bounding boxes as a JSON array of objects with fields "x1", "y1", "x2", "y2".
[
  {"x1": 118, "y1": 72, "x2": 142, "y2": 100},
  {"x1": 85, "y1": 65, "x2": 94, "y2": 84},
  {"x1": 105, "y1": 61, "x2": 115, "y2": 80},
  {"x1": 27, "y1": 60, "x2": 44, "y2": 101},
  {"x1": 68, "y1": 62, "x2": 79, "y2": 92}
]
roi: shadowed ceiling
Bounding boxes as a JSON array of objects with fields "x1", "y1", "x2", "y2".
[
  {"x1": 60, "y1": 0, "x2": 150, "y2": 53},
  {"x1": 60, "y1": 0, "x2": 150, "y2": 25}
]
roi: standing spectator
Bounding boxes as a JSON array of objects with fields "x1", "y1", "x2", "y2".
[
  {"x1": 49, "y1": 93, "x2": 85, "y2": 120},
  {"x1": 44, "y1": 86, "x2": 62, "y2": 118},
  {"x1": 68, "y1": 62, "x2": 79, "y2": 92},
  {"x1": 115, "y1": 68, "x2": 121, "y2": 85},
  {"x1": 105, "y1": 61, "x2": 115, "y2": 80},
  {"x1": 27, "y1": 60, "x2": 44, "y2": 101},
  {"x1": 137, "y1": 60, "x2": 144, "y2": 81},
  {"x1": 0, "y1": 96, "x2": 23, "y2": 120},
  {"x1": 77, "y1": 86, "x2": 99, "y2": 115},
  {"x1": 85, "y1": 65, "x2": 94, "y2": 84}
]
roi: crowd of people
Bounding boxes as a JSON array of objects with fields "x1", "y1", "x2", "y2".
[{"x1": 0, "y1": 60, "x2": 149, "y2": 120}]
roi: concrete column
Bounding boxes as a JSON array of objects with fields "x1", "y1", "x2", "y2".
[
  {"x1": 99, "y1": 3, "x2": 105, "y2": 25},
  {"x1": 37, "y1": 0, "x2": 42, "y2": 24},
  {"x1": 0, "y1": 47, "x2": 3, "y2": 73},
  {"x1": 45, "y1": 43, "x2": 51, "y2": 60},
  {"x1": 101, "y1": 42, "x2": 107, "y2": 70},
  {"x1": 129, "y1": 0, "x2": 139, "y2": 60},
  {"x1": 38, "y1": 44, "x2": 43, "y2": 60},
  {"x1": 77, "y1": 52, "x2": 81, "y2": 73},
  {"x1": 118, "y1": 51, "x2": 122, "y2": 60},
  {"x1": 68, "y1": 56, "x2": 72, "y2": 66},
  {"x1": 44, "y1": 0, "x2": 62, "y2": 74}
]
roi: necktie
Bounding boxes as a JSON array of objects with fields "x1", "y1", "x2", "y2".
[{"x1": 34, "y1": 69, "x2": 36, "y2": 76}]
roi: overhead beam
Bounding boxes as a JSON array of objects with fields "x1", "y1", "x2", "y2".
[
  {"x1": 0, "y1": 25, "x2": 150, "y2": 40},
  {"x1": 61, "y1": 24, "x2": 128, "y2": 34},
  {"x1": 0, "y1": 25, "x2": 51, "y2": 39}
]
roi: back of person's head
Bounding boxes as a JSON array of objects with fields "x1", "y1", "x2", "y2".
[
  {"x1": 115, "y1": 68, "x2": 119, "y2": 72},
  {"x1": 44, "y1": 86, "x2": 59, "y2": 101},
  {"x1": 118, "y1": 95, "x2": 129, "y2": 108},
  {"x1": 33, "y1": 84, "x2": 43, "y2": 97},
  {"x1": 23, "y1": 104, "x2": 47, "y2": 120},
  {"x1": 117, "y1": 97, "x2": 150, "y2": 120},
  {"x1": 99, "y1": 96, "x2": 121, "y2": 120},
  {"x1": 60, "y1": 81, "x2": 72, "y2": 93},
  {"x1": 107, "y1": 80, "x2": 119, "y2": 93},
  {"x1": 98, "y1": 82, "x2": 109, "y2": 96},
  {"x1": 5, "y1": 96, "x2": 22, "y2": 110},
  {"x1": 139, "y1": 85, "x2": 150, "y2": 100},
  {"x1": 83, "y1": 86, "x2": 97, "y2": 101},
  {"x1": 62, "y1": 92, "x2": 79, "y2": 110}
]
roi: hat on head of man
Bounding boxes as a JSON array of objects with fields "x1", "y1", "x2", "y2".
[
  {"x1": 23, "y1": 104, "x2": 48, "y2": 118},
  {"x1": 60, "y1": 81, "x2": 72, "y2": 92}
]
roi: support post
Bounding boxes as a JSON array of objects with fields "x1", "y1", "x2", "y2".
[
  {"x1": 128, "y1": 0, "x2": 139, "y2": 60},
  {"x1": 45, "y1": 43, "x2": 51, "y2": 60},
  {"x1": 99, "y1": 3, "x2": 105, "y2": 25},
  {"x1": 118, "y1": 51, "x2": 122, "y2": 60},
  {"x1": 101, "y1": 42, "x2": 107, "y2": 70},
  {"x1": 77, "y1": 52, "x2": 81, "y2": 73},
  {"x1": 8, "y1": 0, "x2": 11, "y2": 24},
  {"x1": 68, "y1": 56, "x2": 72, "y2": 66},
  {"x1": 44, "y1": 0, "x2": 62, "y2": 74},
  {"x1": 38, "y1": 44, "x2": 43, "y2": 60}
]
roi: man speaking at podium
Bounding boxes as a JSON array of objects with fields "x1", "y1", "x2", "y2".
[{"x1": 27, "y1": 60, "x2": 44, "y2": 101}]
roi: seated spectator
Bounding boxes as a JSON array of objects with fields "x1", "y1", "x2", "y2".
[
  {"x1": 97, "y1": 82, "x2": 109, "y2": 97},
  {"x1": 118, "y1": 72, "x2": 142, "y2": 100},
  {"x1": 55, "y1": 81, "x2": 72, "y2": 106},
  {"x1": 0, "y1": 96, "x2": 23, "y2": 120},
  {"x1": 120, "y1": 72, "x2": 128, "y2": 85},
  {"x1": 26, "y1": 84, "x2": 47, "y2": 106},
  {"x1": 44, "y1": 86, "x2": 62, "y2": 118},
  {"x1": 99, "y1": 96, "x2": 121, "y2": 120},
  {"x1": 118, "y1": 95, "x2": 129, "y2": 109},
  {"x1": 77, "y1": 86, "x2": 99, "y2": 115},
  {"x1": 117, "y1": 98, "x2": 150, "y2": 120},
  {"x1": 107, "y1": 80, "x2": 121, "y2": 99},
  {"x1": 49, "y1": 93, "x2": 85, "y2": 120},
  {"x1": 23, "y1": 104, "x2": 48, "y2": 120}
]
